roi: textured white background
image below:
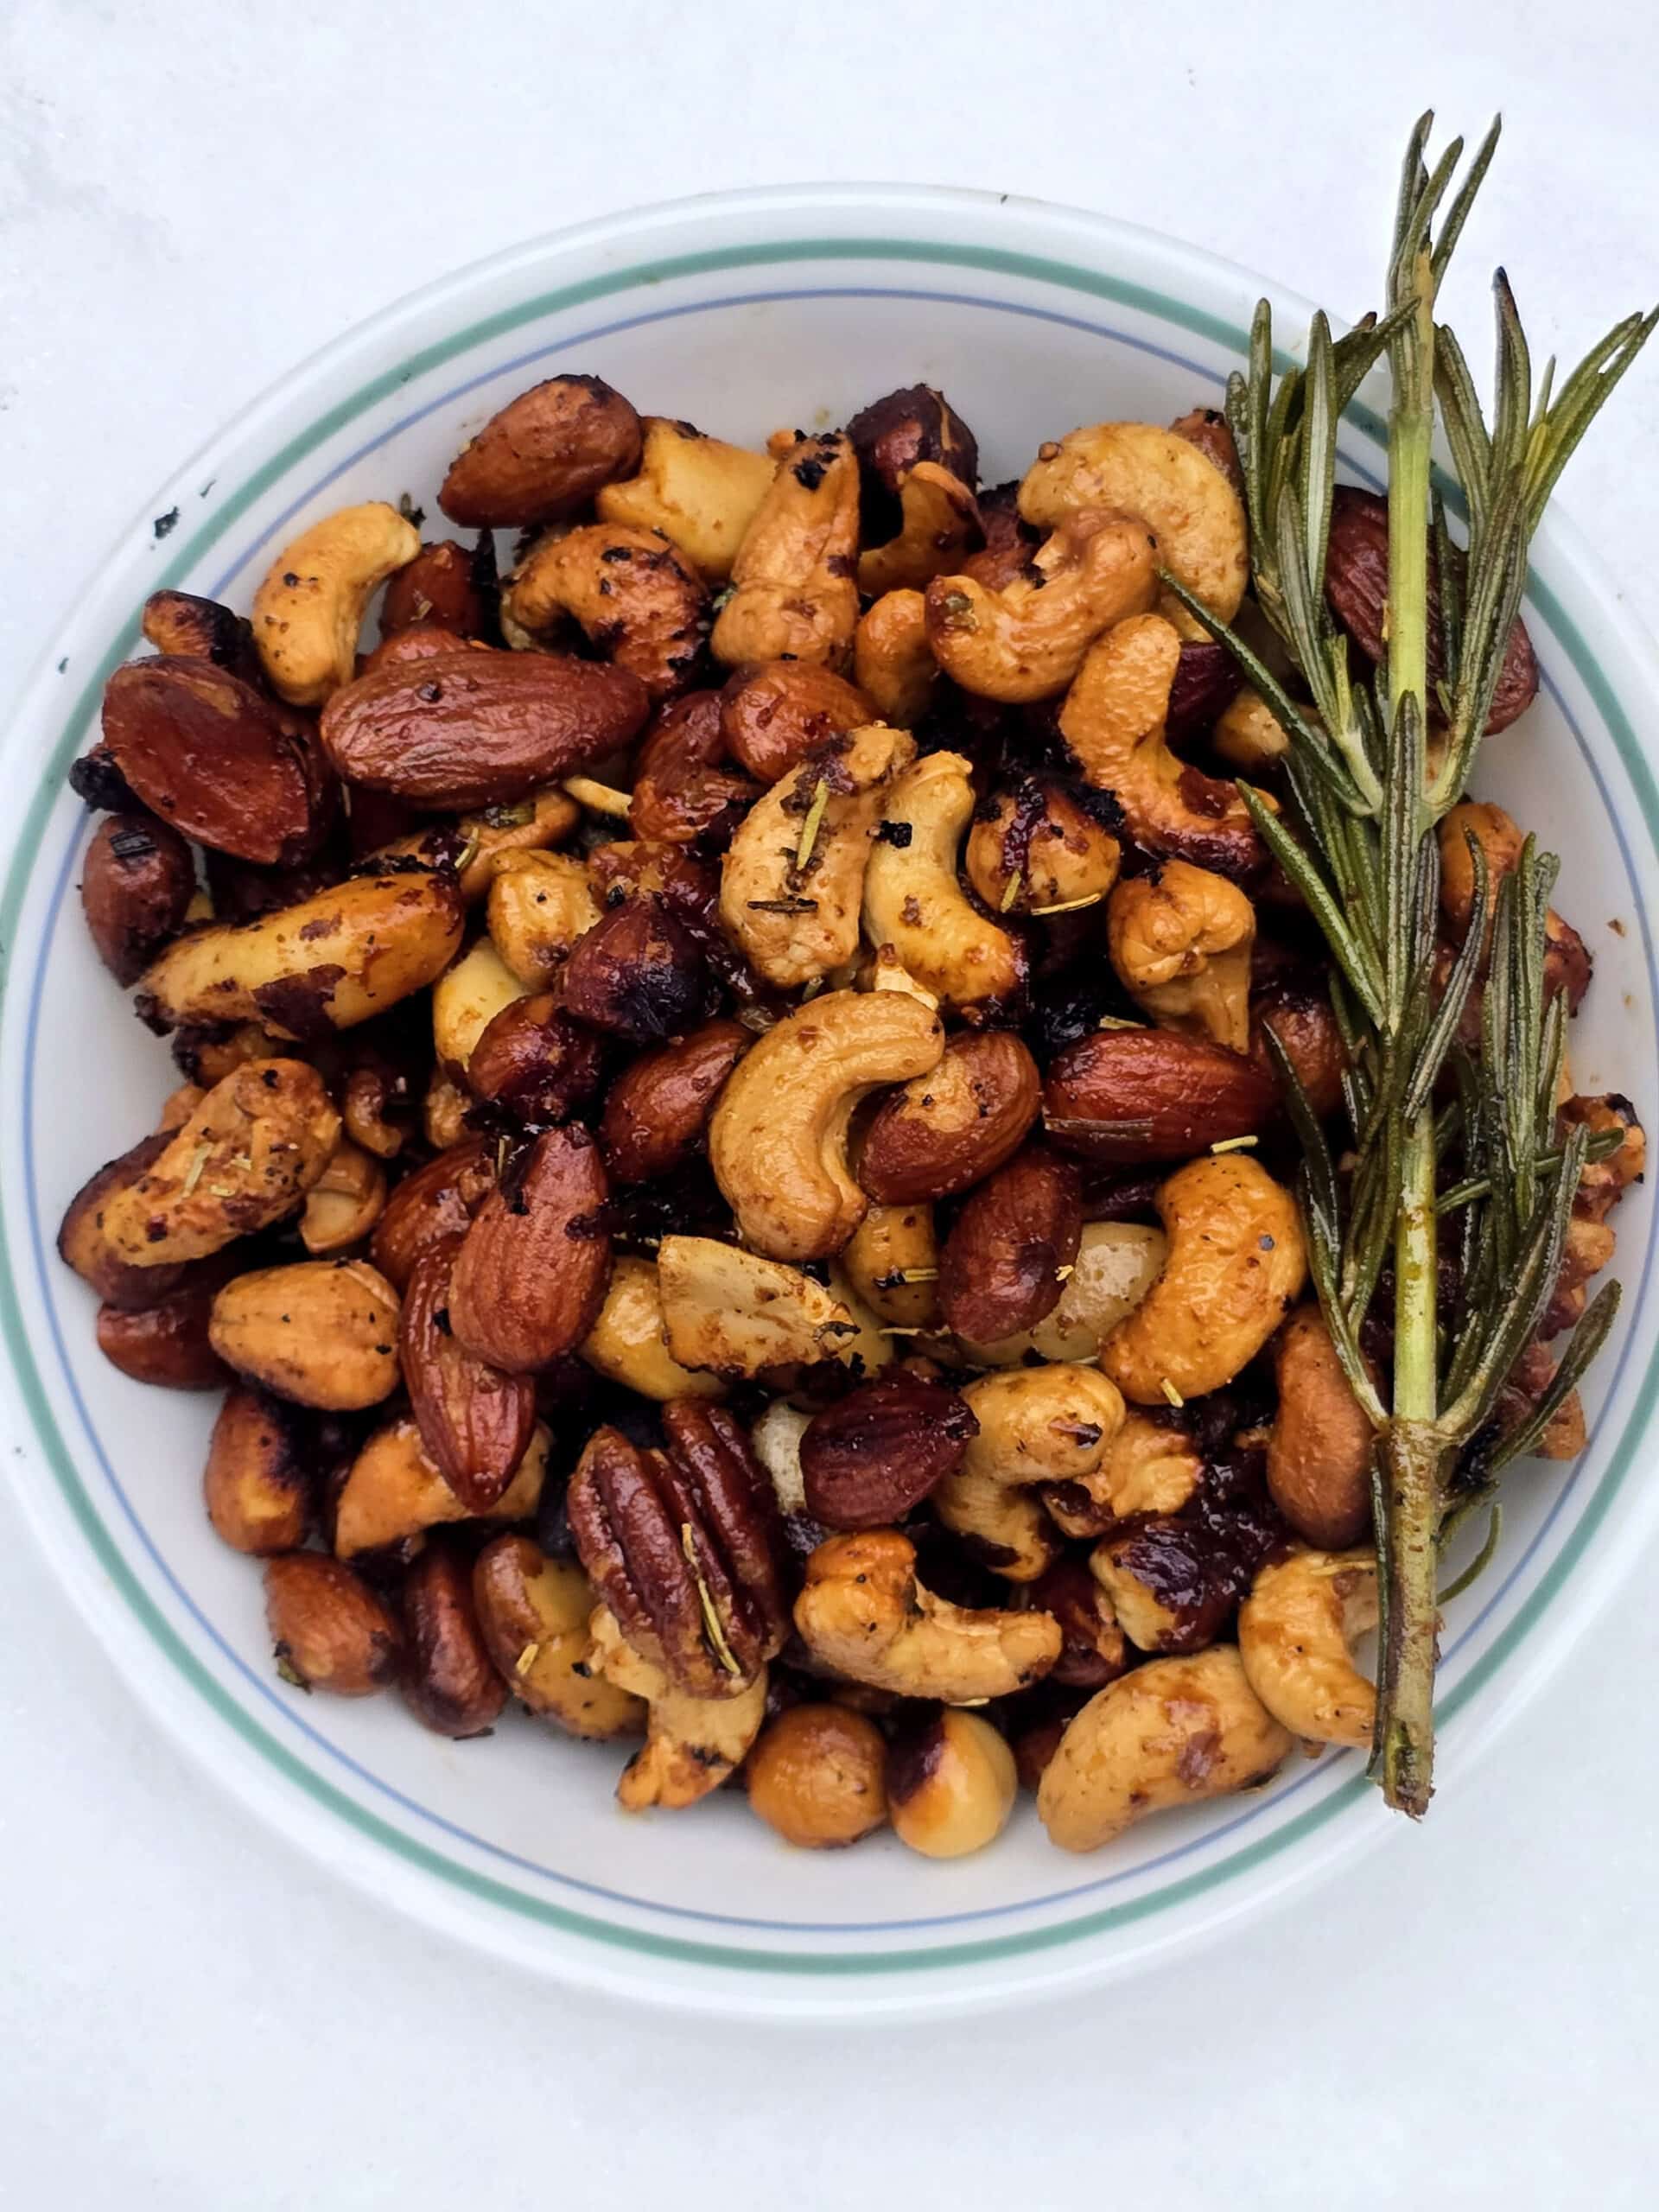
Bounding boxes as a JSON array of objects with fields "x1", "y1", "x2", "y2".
[{"x1": 3, "y1": 3, "x2": 1657, "y2": 2205}]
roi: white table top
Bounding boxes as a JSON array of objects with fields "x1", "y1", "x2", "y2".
[{"x1": 3, "y1": 3, "x2": 1657, "y2": 2202}]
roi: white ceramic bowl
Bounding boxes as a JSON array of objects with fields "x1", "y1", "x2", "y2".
[{"x1": 3, "y1": 186, "x2": 1657, "y2": 2023}]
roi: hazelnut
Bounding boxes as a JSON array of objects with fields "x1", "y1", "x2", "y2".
[
  {"x1": 799, "y1": 1371, "x2": 978, "y2": 1529},
  {"x1": 746, "y1": 1703, "x2": 888, "y2": 1848},
  {"x1": 887, "y1": 1708, "x2": 1017, "y2": 1859}
]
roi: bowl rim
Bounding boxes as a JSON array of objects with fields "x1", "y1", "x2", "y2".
[{"x1": 3, "y1": 179, "x2": 1658, "y2": 2019}]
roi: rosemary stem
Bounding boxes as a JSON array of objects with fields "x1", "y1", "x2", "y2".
[{"x1": 1387, "y1": 243, "x2": 1438, "y2": 729}]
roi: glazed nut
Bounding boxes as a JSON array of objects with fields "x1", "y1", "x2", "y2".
[
  {"x1": 98, "y1": 1058, "x2": 340, "y2": 1267},
  {"x1": 209, "y1": 1258, "x2": 402, "y2": 1411},
  {"x1": 963, "y1": 779, "x2": 1121, "y2": 917},
  {"x1": 485, "y1": 849, "x2": 600, "y2": 985},
  {"x1": 858, "y1": 1030, "x2": 1040, "y2": 1205},
  {"x1": 448, "y1": 1127, "x2": 612, "y2": 1374},
  {"x1": 794, "y1": 1529, "x2": 1061, "y2": 1701},
  {"x1": 399, "y1": 1540, "x2": 508, "y2": 1738},
  {"x1": 1043, "y1": 1026, "x2": 1276, "y2": 1164},
  {"x1": 265, "y1": 1552, "x2": 402, "y2": 1696},
  {"x1": 467, "y1": 994, "x2": 605, "y2": 1128},
  {"x1": 567, "y1": 1407, "x2": 789, "y2": 1699},
  {"x1": 861, "y1": 750, "x2": 1025, "y2": 1014},
  {"x1": 1089, "y1": 1518, "x2": 1235, "y2": 1654},
  {"x1": 709, "y1": 987, "x2": 944, "y2": 1262},
  {"x1": 887, "y1": 1709, "x2": 1017, "y2": 1859},
  {"x1": 745, "y1": 1704, "x2": 888, "y2": 1848},
  {"x1": 1249, "y1": 978, "x2": 1347, "y2": 1120},
  {"x1": 1100, "y1": 1154, "x2": 1306, "y2": 1402},
  {"x1": 958, "y1": 1363, "x2": 1126, "y2": 1487},
  {"x1": 559, "y1": 896, "x2": 715, "y2": 1040},
  {"x1": 399, "y1": 1239, "x2": 537, "y2": 1510},
  {"x1": 1169, "y1": 405, "x2": 1246, "y2": 498},
  {"x1": 799, "y1": 1370, "x2": 978, "y2": 1529},
  {"x1": 956, "y1": 1218, "x2": 1166, "y2": 1366},
  {"x1": 1107, "y1": 859, "x2": 1255, "y2": 1053},
  {"x1": 1037, "y1": 1647, "x2": 1293, "y2": 1852},
  {"x1": 595, "y1": 416, "x2": 777, "y2": 582},
  {"x1": 57, "y1": 1129, "x2": 193, "y2": 1307},
  {"x1": 630, "y1": 690, "x2": 759, "y2": 849},
  {"x1": 586, "y1": 1603, "x2": 768, "y2": 1810},
  {"x1": 379, "y1": 537, "x2": 493, "y2": 639},
  {"x1": 503, "y1": 522, "x2": 710, "y2": 699},
  {"x1": 1057, "y1": 614, "x2": 1263, "y2": 878},
  {"x1": 718, "y1": 659, "x2": 874, "y2": 785},
  {"x1": 137, "y1": 868, "x2": 465, "y2": 1039},
  {"x1": 342, "y1": 1061, "x2": 410, "y2": 1160},
  {"x1": 1019, "y1": 419, "x2": 1249, "y2": 633},
  {"x1": 853, "y1": 588, "x2": 937, "y2": 726},
  {"x1": 251, "y1": 500, "x2": 421, "y2": 705},
  {"x1": 368, "y1": 1138, "x2": 496, "y2": 1293},
  {"x1": 472, "y1": 1535, "x2": 644, "y2": 1738},
  {"x1": 300, "y1": 1138, "x2": 388, "y2": 1256},
  {"x1": 141, "y1": 588, "x2": 260, "y2": 676},
  {"x1": 371, "y1": 786, "x2": 582, "y2": 903},
  {"x1": 599, "y1": 1019, "x2": 750, "y2": 1184},
  {"x1": 440, "y1": 372, "x2": 642, "y2": 529},
  {"x1": 203, "y1": 1385, "x2": 312, "y2": 1554},
  {"x1": 1213, "y1": 683, "x2": 1292, "y2": 771},
  {"x1": 1042, "y1": 1408, "x2": 1204, "y2": 1539},
  {"x1": 579, "y1": 1254, "x2": 726, "y2": 1402},
  {"x1": 839, "y1": 1201, "x2": 940, "y2": 1329},
  {"x1": 656, "y1": 1236, "x2": 861, "y2": 1377},
  {"x1": 856, "y1": 462, "x2": 981, "y2": 596},
  {"x1": 319, "y1": 648, "x2": 651, "y2": 810},
  {"x1": 925, "y1": 506, "x2": 1160, "y2": 702},
  {"x1": 1025, "y1": 1555, "x2": 1130, "y2": 1688},
  {"x1": 424, "y1": 1072, "x2": 470, "y2": 1150},
  {"x1": 433, "y1": 938, "x2": 531, "y2": 1074},
  {"x1": 710, "y1": 429, "x2": 860, "y2": 669},
  {"x1": 101, "y1": 656, "x2": 334, "y2": 868},
  {"x1": 719, "y1": 722, "x2": 916, "y2": 989},
  {"x1": 1267, "y1": 1304, "x2": 1376, "y2": 1548},
  {"x1": 1238, "y1": 1548, "x2": 1379, "y2": 1749},
  {"x1": 79, "y1": 812, "x2": 196, "y2": 984},
  {"x1": 1438, "y1": 800, "x2": 1592, "y2": 1014},
  {"x1": 938, "y1": 1145, "x2": 1083, "y2": 1344},
  {"x1": 334, "y1": 1414, "x2": 547, "y2": 1560},
  {"x1": 930, "y1": 1459, "x2": 1056, "y2": 1582},
  {"x1": 846, "y1": 383, "x2": 980, "y2": 508},
  {"x1": 95, "y1": 1287, "x2": 227, "y2": 1391}
]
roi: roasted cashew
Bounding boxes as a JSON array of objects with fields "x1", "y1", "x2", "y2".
[
  {"x1": 486, "y1": 849, "x2": 600, "y2": 985},
  {"x1": 1102, "y1": 1155, "x2": 1306, "y2": 1402},
  {"x1": 1238, "y1": 1549, "x2": 1378, "y2": 1750},
  {"x1": 299, "y1": 1137, "x2": 387, "y2": 1256},
  {"x1": 857, "y1": 462, "x2": 980, "y2": 595},
  {"x1": 430, "y1": 937, "x2": 531, "y2": 1075},
  {"x1": 1058, "y1": 614, "x2": 1264, "y2": 879},
  {"x1": 368, "y1": 786, "x2": 582, "y2": 906},
  {"x1": 1037, "y1": 1647, "x2": 1292, "y2": 1851},
  {"x1": 749, "y1": 1398, "x2": 811, "y2": 1516},
  {"x1": 595, "y1": 416, "x2": 777, "y2": 582},
  {"x1": 579, "y1": 1254, "x2": 726, "y2": 1402},
  {"x1": 1040, "y1": 1408, "x2": 1203, "y2": 1538},
  {"x1": 711, "y1": 429, "x2": 860, "y2": 668},
  {"x1": 1106, "y1": 859, "x2": 1255, "y2": 1052},
  {"x1": 1212, "y1": 684, "x2": 1292, "y2": 771},
  {"x1": 501, "y1": 521, "x2": 709, "y2": 699},
  {"x1": 1267, "y1": 1305, "x2": 1376, "y2": 1548},
  {"x1": 709, "y1": 988, "x2": 944, "y2": 1261},
  {"x1": 958, "y1": 1219, "x2": 1166, "y2": 1365},
  {"x1": 656, "y1": 1236, "x2": 861, "y2": 1376},
  {"x1": 794, "y1": 1529, "x2": 1061, "y2": 1700},
  {"x1": 963, "y1": 780, "x2": 1121, "y2": 916},
  {"x1": 334, "y1": 1416, "x2": 547, "y2": 1560},
  {"x1": 959, "y1": 1364, "x2": 1127, "y2": 1484},
  {"x1": 925, "y1": 507, "x2": 1159, "y2": 702},
  {"x1": 861, "y1": 750, "x2": 1025, "y2": 1013},
  {"x1": 719, "y1": 723, "x2": 917, "y2": 988},
  {"x1": 473, "y1": 1538, "x2": 644, "y2": 1740},
  {"x1": 854, "y1": 588, "x2": 937, "y2": 725},
  {"x1": 251, "y1": 501, "x2": 420, "y2": 705},
  {"x1": 586, "y1": 1604, "x2": 767, "y2": 1809},
  {"x1": 1019, "y1": 421, "x2": 1249, "y2": 635},
  {"x1": 932, "y1": 1464, "x2": 1057, "y2": 1581}
]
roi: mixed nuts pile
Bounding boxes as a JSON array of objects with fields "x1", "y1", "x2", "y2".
[{"x1": 57, "y1": 365, "x2": 1643, "y2": 1859}]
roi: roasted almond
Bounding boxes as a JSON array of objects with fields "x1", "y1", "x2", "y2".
[
  {"x1": 1249, "y1": 978, "x2": 1346, "y2": 1119},
  {"x1": 204, "y1": 1384, "x2": 313, "y2": 1554},
  {"x1": 79, "y1": 813, "x2": 196, "y2": 984},
  {"x1": 598, "y1": 1019, "x2": 750, "y2": 1184},
  {"x1": 631, "y1": 690, "x2": 759, "y2": 847},
  {"x1": 799, "y1": 1371, "x2": 978, "y2": 1529},
  {"x1": 718, "y1": 660, "x2": 874, "y2": 785},
  {"x1": 439, "y1": 373, "x2": 642, "y2": 530},
  {"x1": 265, "y1": 1552, "x2": 402, "y2": 1696},
  {"x1": 938, "y1": 1145, "x2": 1082, "y2": 1343},
  {"x1": 448, "y1": 1127, "x2": 612, "y2": 1374},
  {"x1": 208, "y1": 1258, "x2": 403, "y2": 1410},
  {"x1": 1044, "y1": 1027, "x2": 1277, "y2": 1163},
  {"x1": 400, "y1": 1238, "x2": 537, "y2": 1510},
  {"x1": 101, "y1": 654, "x2": 333, "y2": 865},
  {"x1": 466, "y1": 994, "x2": 606, "y2": 1126},
  {"x1": 399, "y1": 1540, "x2": 507, "y2": 1737},
  {"x1": 859, "y1": 1031, "x2": 1041, "y2": 1205},
  {"x1": 95, "y1": 1286, "x2": 229, "y2": 1390},
  {"x1": 369, "y1": 1139, "x2": 496, "y2": 1293},
  {"x1": 318, "y1": 649, "x2": 650, "y2": 810}
]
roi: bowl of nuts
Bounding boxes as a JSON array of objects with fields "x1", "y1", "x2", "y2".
[{"x1": 7, "y1": 150, "x2": 1659, "y2": 2018}]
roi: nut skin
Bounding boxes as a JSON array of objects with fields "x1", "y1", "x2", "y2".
[
  {"x1": 595, "y1": 416, "x2": 777, "y2": 582},
  {"x1": 319, "y1": 649, "x2": 651, "y2": 810},
  {"x1": 558, "y1": 896, "x2": 715, "y2": 1041},
  {"x1": 439, "y1": 372, "x2": 643, "y2": 529},
  {"x1": 80, "y1": 812, "x2": 196, "y2": 984},
  {"x1": 745, "y1": 1704, "x2": 888, "y2": 1848},
  {"x1": 399, "y1": 1540, "x2": 509, "y2": 1738},
  {"x1": 334, "y1": 1415, "x2": 547, "y2": 1560},
  {"x1": 1166, "y1": 639, "x2": 1244, "y2": 741},
  {"x1": 859, "y1": 1031, "x2": 1041, "y2": 1205},
  {"x1": 1249, "y1": 977, "x2": 1347, "y2": 1120},
  {"x1": 466, "y1": 994, "x2": 606, "y2": 1128},
  {"x1": 141, "y1": 588, "x2": 261, "y2": 679},
  {"x1": 568, "y1": 1408, "x2": 790, "y2": 1700},
  {"x1": 264, "y1": 1552, "x2": 402, "y2": 1696},
  {"x1": 959, "y1": 1218, "x2": 1167, "y2": 1366},
  {"x1": 58, "y1": 1128, "x2": 194, "y2": 1308},
  {"x1": 718, "y1": 660, "x2": 874, "y2": 786},
  {"x1": 1043, "y1": 1027, "x2": 1277, "y2": 1165},
  {"x1": 95, "y1": 1286, "x2": 229, "y2": 1390},
  {"x1": 709, "y1": 988, "x2": 945, "y2": 1262},
  {"x1": 846, "y1": 384, "x2": 980, "y2": 513},
  {"x1": 887, "y1": 1708, "x2": 1017, "y2": 1859},
  {"x1": 1169, "y1": 406, "x2": 1246, "y2": 499},
  {"x1": 1089, "y1": 1518, "x2": 1236, "y2": 1655},
  {"x1": 369, "y1": 1139, "x2": 495, "y2": 1294},
  {"x1": 101, "y1": 655, "x2": 334, "y2": 867},
  {"x1": 710, "y1": 429, "x2": 861, "y2": 670},
  {"x1": 799, "y1": 1371, "x2": 978, "y2": 1529},
  {"x1": 251, "y1": 501, "x2": 422, "y2": 705},
  {"x1": 938, "y1": 1145, "x2": 1083, "y2": 1344},
  {"x1": 504, "y1": 521, "x2": 710, "y2": 701},
  {"x1": 471, "y1": 1535, "x2": 644, "y2": 1738},
  {"x1": 1325, "y1": 487, "x2": 1538, "y2": 734},
  {"x1": 399, "y1": 1238, "x2": 537, "y2": 1510},
  {"x1": 204, "y1": 1385, "x2": 312, "y2": 1554},
  {"x1": 599, "y1": 1019, "x2": 750, "y2": 1184},
  {"x1": 379, "y1": 537, "x2": 493, "y2": 639},
  {"x1": 448, "y1": 1127, "x2": 612, "y2": 1374},
  {"x1": 631, "y1": 690, "x2": 759, "y2": 849},
  {"x1": 372, "y1": 786, "x2": 581, "y2": 904},
  {"x1": 209, "y1": 1259, "x2": 403, "y2": 1411},
  {"x1": 1267, "y1": 1304, "x2": 1376, "y2": 1548}
]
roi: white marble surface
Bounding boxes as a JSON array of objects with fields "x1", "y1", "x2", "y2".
[{"x1": 3, "y1": 3, "x2": 1658, "y2": 2203}]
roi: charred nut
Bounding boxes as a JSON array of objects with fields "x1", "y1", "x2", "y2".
[
  {"x1": 95, "y1": 1286, "x2": 229, "y2": 1391},
  {"x1": 937, "y1": 1145, "x2": 1083, "y2": 1344},
  {"x1": 1024, "y1": 1555, "x2": 1131, "y2": 1688},
  {"x1": 503, "y1": 521, "x2": 710, "y2": 701},
  {"x1": 448, "y1": 1126, "x2": 613, "y2": 1375},
  {"x1": 379, "y1": 537, "x2": 493, "y2": 640},
  {"x1": 80, "y1": 812, "x2": 196, "y2": 984},
  {"x1": 141, "y1": 588, "x2": 260, "y2": 677},
  {"x1": 859, "y1": 1030, "x2": 1040, "y2": 1205},
  {"x1": 558, "y1": 896, "x2": 714, "y2": 1041},
  {"x1": 439, "y1": 372, "x2": 643, "y2": 530},
  {"x1": 399, "y1": 1540, "x2": 508, "y2": 1738},
  {"x1": 710, "y1": 429, "x2": 861, "y2": 670},
  {"x1": 471, "y1": 1535, "x2": 644, "y2": 1739},
  {"x1": 799, "y1": 1370, "x2": 978, "y2": 1529},
  {"x1": 963, "y1": 780, "x2": 1121, "y2": 918},
  {"x1": 746, "y1": 1704, "x2": 889, "y2": 1848},
  {"x1": 208, "y1": 1258, "x2": 403, "y2": 1410},
  {"x1": 887, "y1": 1708, "x2": 1017, "y2": 1859},
  {"x1": 58, "y1": 1129, "x2": 194, "y2": 1308},
  {"x1": 264, "y1": 1552, "x2": 402, "y2": 1696},
  {"x1": 203, "y1": 1385, "x2": 312, "y2": 1554},
  {"x1": 465, "y1": 994, "x2": 606, "y2": 1128}
]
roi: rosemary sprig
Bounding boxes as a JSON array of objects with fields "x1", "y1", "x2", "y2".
[{"x1": 1192, "y1": 113, "x2": 1653, "y2": 1816}]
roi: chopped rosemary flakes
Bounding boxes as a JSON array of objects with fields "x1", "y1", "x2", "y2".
[
  {"x1": 680, "y1": 1522, "x2": 743, "y2": 1677},
  {"x1": 181, "y1": 1141, "x2": 213, "y2": 1195},
  {"x1": 1029, "y1": 892, "x2": 1105, "y2": 917},
  {"x1": 999, "y1": 870, "x2": 1023, "y2": 912},
  {"x1": 1210, "y1": 1135, "x2": 1260, "y2": 1154},
  {"x1": 562, "y1": 775, "x2": 632, "y2": 818},
  {"x1": 1159, "y1": 1377, "x2": 1185, "y2": 1408},
  {"x1": 794, "y1": 778, "x2": 830, "y2": 872}
]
